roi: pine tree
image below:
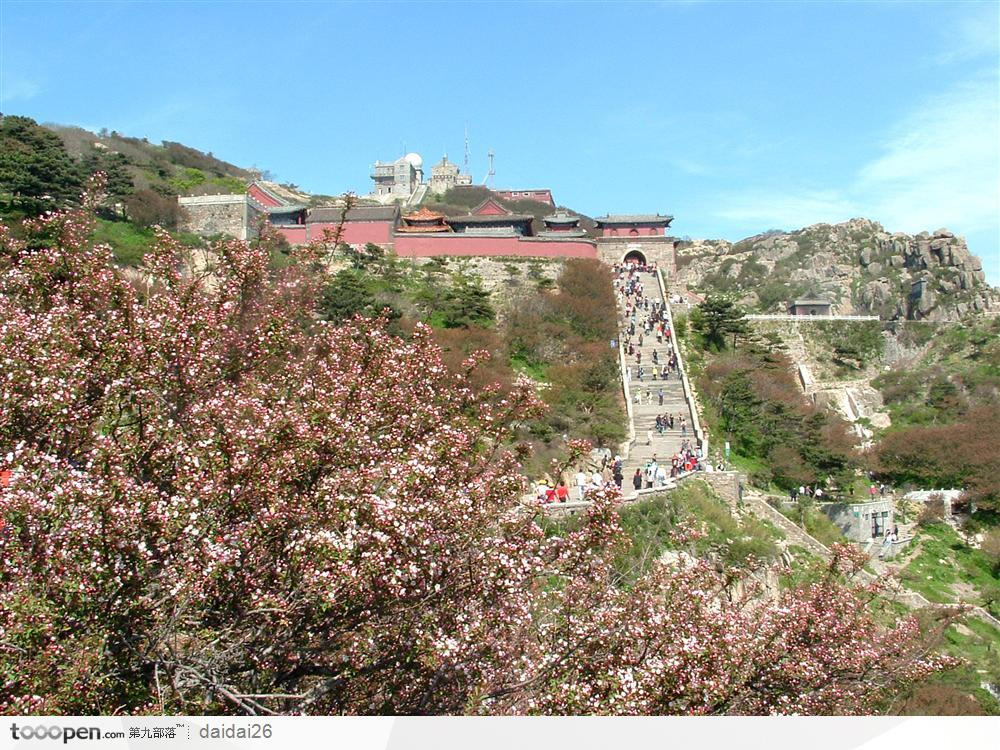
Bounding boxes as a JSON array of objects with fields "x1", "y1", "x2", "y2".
[
  {"x1": 694, "y1": 297, "x2": 749, "y2": 350},
  {"x1": 318, "y1": 269, "x2": 378, "y2": 323},
  {"x1": 81, "y1": 150, "x2": 134, "y2": 216},
  {"x1": 440, "y1": 275, "x2": 495, "y2": 328},
  {"x1": 0, "y1": 115, "x2": 83, "y2": 216}
]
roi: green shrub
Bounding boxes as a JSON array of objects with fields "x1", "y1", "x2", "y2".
[
  {"x1": 809, "y1": 321, "x2": 884, "y2": 373},
  {"x1": 673, "y1": 312, "x2": 688, "y2": 339},
  {"x1": 91, "y1": 218, "x2": 155, "y2": 266},
  {"x1": 614, "y1": 480, "x2": 782, "y2": 580}
]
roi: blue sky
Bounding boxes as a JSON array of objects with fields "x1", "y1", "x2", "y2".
[{"x1": 2, "y1": 1, "x2": 998, "y2": 282}]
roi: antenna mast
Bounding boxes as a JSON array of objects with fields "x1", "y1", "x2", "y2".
[
  {"x1": 464, "y1": 125, "x2": 470, "y2": 180},
  {"x1": 484, "y1": 149, "x2": 495, "y2": 188}
]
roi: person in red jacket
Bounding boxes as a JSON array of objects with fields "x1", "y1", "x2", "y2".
[{"x1": 556, "y1": 481, "x2": 570, "y2": 503}]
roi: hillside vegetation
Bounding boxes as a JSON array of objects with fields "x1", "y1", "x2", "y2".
[
  {"x1": 871, "y1": 317, "x2": 1000, "y2": 514},
  {"x1": 678, "y1": 299, "x2": 860, "y2": 493},
  {"x1": 46, "y1": 121, "x2": 253, "y2": 198},
  {"x1": 315, "y1": 245, "x2": 625, "y2": 474},
  {"x1": 0, "y1": 115, "x2": 258, "y2": 264}
]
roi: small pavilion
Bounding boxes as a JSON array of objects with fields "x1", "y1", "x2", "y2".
[
  {"x1": 539, "y1": 210, "x2": 587, "y2": 238},
  {"x1": 398, "y1": 207, "x2": 451, "y2": 233},
  {"x1": 788, "y1": 299, "x2": 832, "y2": 316}
]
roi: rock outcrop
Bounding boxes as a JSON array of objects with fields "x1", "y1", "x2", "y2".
[{"x1": 675, "y1": 219, "x2": 998, "y2": 321}]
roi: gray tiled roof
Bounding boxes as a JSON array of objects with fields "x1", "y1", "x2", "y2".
[
  {"x1": 307, "y1": 206, "x2": 399, "y2": 223},
  {"x1": 594, "y1": 214, "x2": 674, "y2": 224},
  {"x1": 446, "y1": 213, "x2": 534, "y2": 224},
  {"x1": 543, "y1": 212, "x2": 579, "y2": 224},
  {"x1": 790, "y1": 299, "x2": 831, "y2": 306}
]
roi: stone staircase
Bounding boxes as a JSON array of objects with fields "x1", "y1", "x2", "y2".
[
  {"x1": 407, "y1": 184, "x2": 428, "y2": 206},
  {"x1": 618, "y1": 271, "x2": 696, "y2": 487}
]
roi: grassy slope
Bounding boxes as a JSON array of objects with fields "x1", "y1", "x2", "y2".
[
  {"x1": 548, "y1": 480, "x2": 784, "y2": 582},
  {"x1": 899, "y1": 522, "x2": 998, "y2": 616},
  {"x1": 92, "y1": 218, "x2": 205, "y2": 266},
  {"x1": 47, "y1": 123, "x2": 252, "y2": 198},
  {"x1": 874, "y1": 317, "x2": 1000, "y2": 431}
]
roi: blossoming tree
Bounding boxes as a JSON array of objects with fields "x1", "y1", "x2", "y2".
[{"x1": 0, "y1": 187, "x2": 951, "y2": 715}]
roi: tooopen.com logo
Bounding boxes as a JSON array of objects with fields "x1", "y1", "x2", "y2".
[{"x1": 9, "y1": 724, "x2": 108, "y2": 743}]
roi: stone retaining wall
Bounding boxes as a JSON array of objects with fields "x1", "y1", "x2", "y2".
[
  {"x1": 680, "y1": 471, "x2": 743, "y2": 509},
  {"x1": 179, "y1": 194, "x2": 255, "y2": 240},
  {"x1": 408, "y1": 255, "x2": 564, "y2": 297}
]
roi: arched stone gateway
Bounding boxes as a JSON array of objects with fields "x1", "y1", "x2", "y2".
[
  {"x1": 623, "y1": 249, "x2": 647, "y2": 265},
  {"x1": 594, "y1": 213, "x2": 678, "y2": 277}
]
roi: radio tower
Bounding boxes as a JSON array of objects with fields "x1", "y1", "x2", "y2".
[
  {"x1": 463, "y1": 125, "x2": 470, "y2": 180},
  {"x1": 485, "y1": 149, "x2": 495, "y2": 188}
]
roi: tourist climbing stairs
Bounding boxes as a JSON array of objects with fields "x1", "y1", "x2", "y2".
[{"x1": 618, "y1": 270, "x2": 697, "y2": 491}]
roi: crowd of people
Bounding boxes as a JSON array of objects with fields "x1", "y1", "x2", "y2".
[
  {"x1": 618, "y1": 262, "x2": 704, "y2": 481},
  {"x1": 532, "y1": 261, "x2": 708, "y2": 506},
  {"x1": 533, "y1": 454, "x2": 627, "y2": 503},
  {"x1": 617, "y1": 264, "x2": 681, "y2": 387},
  {"x1": 646, "y1": 413, "x2": 687, "y2": 442},
  {"x1": 630, "y1": 446, "x2": 703, "y2": 491},
  {"x1": 789, "y1": 484, "x2": 826, "y2": 502}
]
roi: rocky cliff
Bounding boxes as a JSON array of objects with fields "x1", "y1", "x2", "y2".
[{"x1": 676, "y1": 219, "x2": 998, "y2": 321}]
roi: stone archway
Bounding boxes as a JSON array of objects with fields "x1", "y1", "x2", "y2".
[{"x1": 623, "y1": 249, "x2": 647, "y2": 266}]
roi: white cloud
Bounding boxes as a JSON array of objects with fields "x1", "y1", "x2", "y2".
[
  {"x1": 0, "y1": 77, "x2": 40, "y2": 103},
  {"x1": 669, "y1": 157, "x2": 712, "y2": 176},
  {"x1": 714, "y1": 73, "x2": 1000, "y2": 240},
  {"x1": 932, "y1": 7, "x2": 999, "y2": 65},
  {"x1": 716, "y1": 189, "x2": 860, "y2": 228},
  {"x1": 856, "y1": 74, "x2": 999, "y2": 235}
]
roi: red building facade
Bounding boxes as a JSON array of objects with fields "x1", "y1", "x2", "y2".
[
  {"x1": 594, "y1": 214, "x2": 674, "y2": 237},
  {"x1": 494, "y1": 189, "x2": 555, "y2": 207},
  {"x1": 253, "y1": 191, "x2": 690, "y2": 265}
]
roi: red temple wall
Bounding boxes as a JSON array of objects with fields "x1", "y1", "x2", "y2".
[
  {"x1": 495, "y1": 190, "x2": 554, "y2": 206},
  {"x1": 273, "y1": 223, "x2": 597, "y2": 260},
  {"x1": 273, "y1": 221, "x2": 394, "y2": 245},
  {"x1": 394, "y1": 234, "x2": 597, "y2": 259},
  {"x1": 275, "y1": 225, "x2": 308, "y2": 244},
  {"x1": 601, "y1": 226, "x2": 664, "y2": 237}
]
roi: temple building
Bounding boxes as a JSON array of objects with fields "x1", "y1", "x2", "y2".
[
  {"x1": 179, "y1": 178, "x2": 675, "y2": 267},
  {"x1": 788, "y1": 299, "x2": 833, "y2": 316},
  {"x1": 265, "y1": 203, "x2": 307, "y2": 227},
  {"x1": 594, "y1": 213, "x2": 674, "y2": 237},
  {"x1": 447, "y1": 198, "x2": 534, "y2": 236},
  {"x1": 398, "y1": 207, "x2": 450, "y2": 233},
  {"x1": 539, "y1": 210, "x2": 587, "y2": 238},
  {"x1": 381, "y1": 197, "x2": 596, "y2": 259},
  {"x1": 595, "y1": 213, "x2": 679, "y2": 271}
]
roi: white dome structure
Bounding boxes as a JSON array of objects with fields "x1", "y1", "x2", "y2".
[{"x1": 403, "y1": 152, "x2": 423, "y2": 169}]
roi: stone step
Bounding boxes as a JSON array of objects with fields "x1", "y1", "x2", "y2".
[
  {"x1": 628, "y1": 448, "x2": 687, "y2": 458},
  {"x1": 617, "y1": 271, "x2": 698, "y2": 472}
]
